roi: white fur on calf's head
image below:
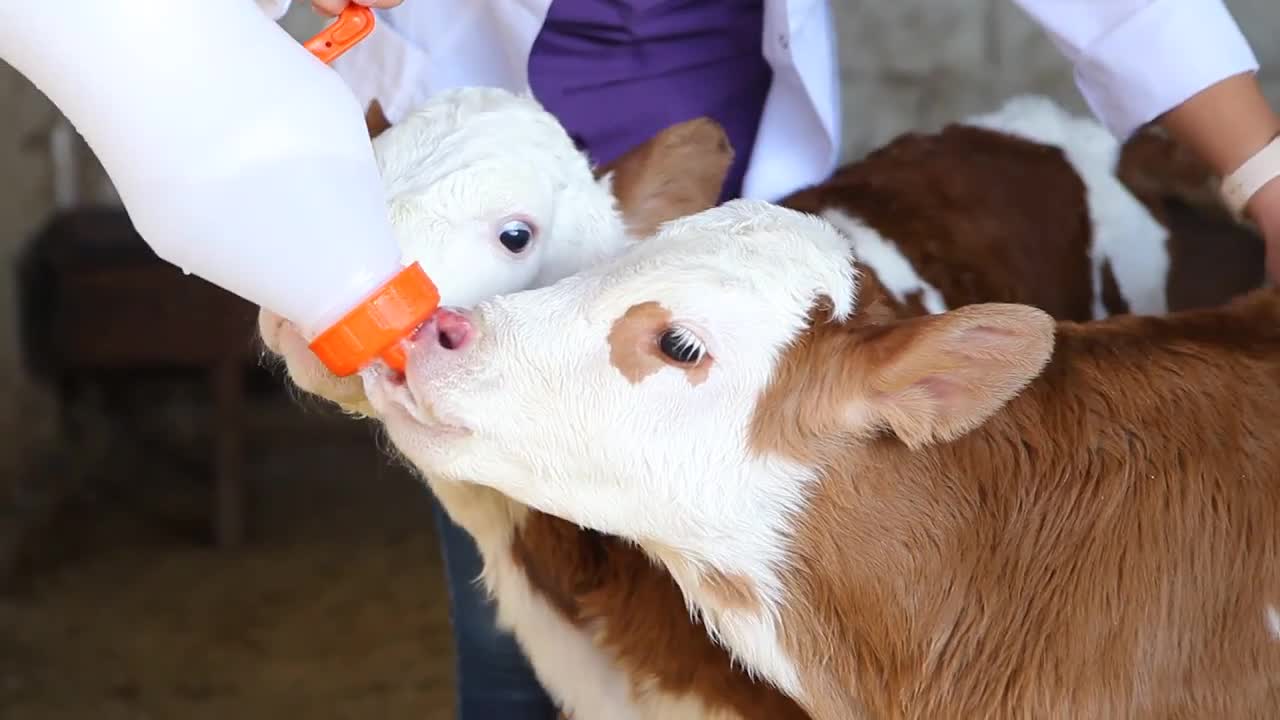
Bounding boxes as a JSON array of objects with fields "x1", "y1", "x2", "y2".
[{"x1": 374, "y1": 88, "x2": 625, "y2": 308}]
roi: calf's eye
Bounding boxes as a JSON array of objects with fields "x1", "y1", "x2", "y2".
[
  {"x1": 499, "y1": 220, "x2": 534, "y2": 253},
  {"x1": 658, "y1": 326, "x2": 706, "y2": 365}
]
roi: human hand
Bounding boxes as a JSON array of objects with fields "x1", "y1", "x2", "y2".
[
  {"x1": 311, "y1": 0, "x2": 402, "y2": 17},
  {"x1": 258, "y1": 308, "x2": 374, "y2": 415}
]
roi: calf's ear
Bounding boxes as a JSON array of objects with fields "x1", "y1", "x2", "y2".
[
  {"x1": 851, "y1": 303, "x2": 1055, "y2": 449},
  {"x1": 595, "y1": 117, "x2": 734, "y2": 238}
]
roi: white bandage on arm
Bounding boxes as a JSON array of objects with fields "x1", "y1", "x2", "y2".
[{"x1": 1220, "y1": 134, "x2": 1280, "y2": 219}]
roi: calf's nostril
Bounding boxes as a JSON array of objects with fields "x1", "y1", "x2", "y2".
[{"x1": 434, "y1": 309, "x2": 472, "y2": 351}]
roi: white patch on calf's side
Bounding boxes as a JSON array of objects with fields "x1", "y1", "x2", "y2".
[
  {"x1": 964, "y1": 95, "x2": 1170, "y2": 318},
  {"x1": 821, "y1": 208, "x2": 947, "y2": 314},
  {"x1": 1266, "y1": 605, "x2": 1280, "y2": 641}
]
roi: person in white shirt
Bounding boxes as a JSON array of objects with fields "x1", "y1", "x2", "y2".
[{"x1": 281, "y1": 1, "x2": 1280, "y2": 718}]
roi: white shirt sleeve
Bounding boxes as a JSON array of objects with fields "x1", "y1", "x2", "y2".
[
  {"x1": 329, "y1": 18, "x2": 436, "y2": 124},
  {"x1": 1010, "y1": 0, "x2": 1260, "y2": 139}
]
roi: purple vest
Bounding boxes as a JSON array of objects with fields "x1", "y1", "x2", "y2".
[{"x1": 527, "y1": 0, "x2": 773, "y2": 202}]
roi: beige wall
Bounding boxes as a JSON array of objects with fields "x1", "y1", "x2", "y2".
[{"x1": 1, "y1": 1, "x2": 1278, "y2": 478}]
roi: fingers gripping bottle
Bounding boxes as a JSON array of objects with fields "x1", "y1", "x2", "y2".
[{"x1": 0, "y1": 3, "x2": 438, "y2": 376}]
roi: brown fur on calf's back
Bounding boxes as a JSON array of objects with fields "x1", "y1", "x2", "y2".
[
  {"x1": 757, "y1": 286, "x2": 1280, "y2": 718},
  {"x1": 782, "y1": 124, "x2": 1096, "y2": 321},
  {"x1": 1155, "y1": 194, "x2": 1266, "y2": 312}
]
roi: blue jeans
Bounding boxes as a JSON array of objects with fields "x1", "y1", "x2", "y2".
[{"x1": 429, "y1": 494, "x2": 560, "y2": 720}]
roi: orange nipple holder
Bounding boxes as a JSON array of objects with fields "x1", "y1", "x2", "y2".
[{"x1": 308, "y1": 263, "x2": 440, "y2": 377}]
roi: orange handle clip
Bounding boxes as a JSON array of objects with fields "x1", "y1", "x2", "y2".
[{"x1": 302, "y1": 5, "x2": 375, "y2": 64}]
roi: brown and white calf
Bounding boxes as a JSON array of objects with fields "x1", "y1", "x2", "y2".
[
  {"x1": 782, "y1": 95, "x2": 1264, "y2": 322},
  {"x1": 260, "y1": 87, "x2": 811, "y2": 719},
  {"x1": 365, "y1": 198, "x2": 1280, "y2": 719}
]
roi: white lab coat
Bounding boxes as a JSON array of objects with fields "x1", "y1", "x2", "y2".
[{"x1": 261, "y1": 0, "x2": 1259, "y2": 203}]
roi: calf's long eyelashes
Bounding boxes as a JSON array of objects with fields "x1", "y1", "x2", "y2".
[{"x1": 658, "y1": 326, "x2": 707, "y2": 365}]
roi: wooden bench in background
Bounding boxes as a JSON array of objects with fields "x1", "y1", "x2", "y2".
[{"x1": 17, "y1": 207, "x2": 264, "y2": 548}]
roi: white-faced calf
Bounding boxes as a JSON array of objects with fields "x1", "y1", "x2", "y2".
[{"x1": 366, "y1": 198, "x2": 1280, "y2": 719}]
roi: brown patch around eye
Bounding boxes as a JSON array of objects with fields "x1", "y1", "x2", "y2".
[{"x1": 608, "y1": 301, "x2": 712, "y2": 386}]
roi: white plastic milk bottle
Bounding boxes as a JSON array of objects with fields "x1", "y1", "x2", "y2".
[{"x1": 0, "y1": 2, "x2": 438, "y2": 376}]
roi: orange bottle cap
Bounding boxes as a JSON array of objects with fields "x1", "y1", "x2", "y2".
[{"x1": 309, "y1": 262, "x2": 440, "y2": 377}]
